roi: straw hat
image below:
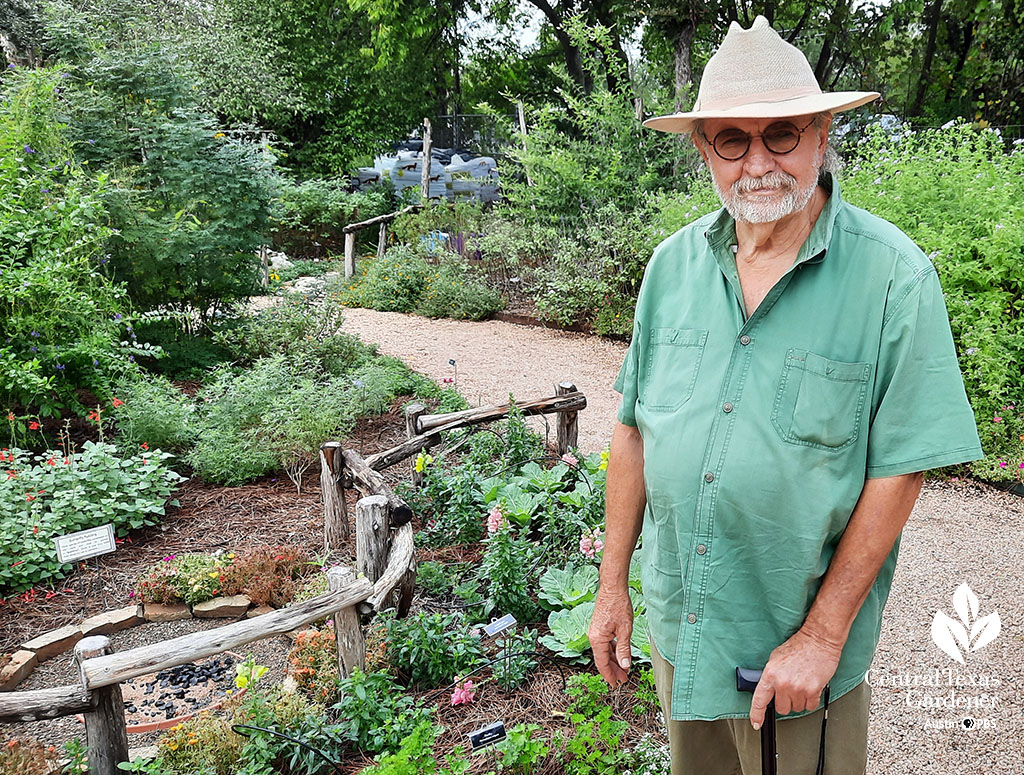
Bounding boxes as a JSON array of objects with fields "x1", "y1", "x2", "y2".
[{"x1": 644, "y1": 16, "x2": 879, "y2": 134}]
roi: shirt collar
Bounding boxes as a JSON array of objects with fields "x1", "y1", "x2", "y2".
[{"x1": 705, "y1": 172, "x2": 843, "y2": 266}]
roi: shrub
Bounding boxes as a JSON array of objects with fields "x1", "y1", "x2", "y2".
[
  {"x1": 213, "y1": 294, "x2": 365, "y2": 378},
  {"x1": 154, "y1": 712, "x2": 241, "y2": 775},
  {"x1": 416, "y1": 259, "x2": 503, "y2": 321},
  {"x1": 479, "y1": 522, "x2": 540, "y2": 624},
  {"x1": 0, "y1": 66, "x2": 134, "y2": 424},
  {"x1": 0, "y1": 441, "x2": 183, "y2": 594},
  {"x1": 336, "y1": 245, "x2": 427, "y2": 313},
  {"x1": 841, "y1": 123, "x2": 1024, "y2": 478},
  {"x1": 332, "y1": 669, "x2": 434, "y2": 754},
  {"x1": 64, "y1": 48, "x2": 279, "y2": 323},
  {"x1": 0, "y1": 737, "x2": 61, "y2": 775},
  {"x1": 391, "y1": 200, "x2": 485, "y2": 252},
  {"x1": 110, "y1": 375, "x2": 194, "y2": 453},
  {"x1": 383, "y1": 610, "x2": 485, "y2": 689},
  {"x1": 271, "y1": 178, "x2": 393, "y2": 259},
  {"x1": 132, "y1": 318, "x2": 235, "y2": 382}
]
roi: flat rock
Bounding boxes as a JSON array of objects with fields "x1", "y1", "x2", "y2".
[
  {"x1": 193, "y1": 595, "x2": 251, "y2": 619},
  {"x1": 80, "y1": 605, "x2": 145, "y2": 637},
  {"x1": 0, "y1": 649, "x2": 38, "y2": 690},
  {"x1": 246, "y1": 605, "x2": 275, "y2": 619},
  {"x1": 143, "y1": 603, "x2": 192, "y2": 623},
  {"x1": 20, "y1": 624, "x2": 83, "y2": 662}
]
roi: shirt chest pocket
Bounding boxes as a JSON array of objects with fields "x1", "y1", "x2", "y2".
[
  {"x1": 640, "y1": 328, "x2": 708, "y2": 412},
  {"x1": 771, "y1": 349, "x2": 872, "y2": 450}
]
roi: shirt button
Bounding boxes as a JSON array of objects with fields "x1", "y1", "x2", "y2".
[
  {"x1": 696, "y1": 544, "x2": 707, "y2": 555},
  {"x1": 739, "y1": 334, "x2": 751, "y2": 346},
  {"x1": 704, "y1": 472, "x2": 715, "y2": 483},
  {"x1": 723, "y1": 402, "x2": 734, "y2": 413},
  {"x1": 687, "y1": 613, "x2": 698, "y2": 624}
]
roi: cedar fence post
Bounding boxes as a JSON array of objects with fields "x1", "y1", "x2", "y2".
[
  {"x1": 75, "y1": 636, "x2": 128, "y2": 775},
  {"x1": 404, "y1": 403, "x2": 427, "y2": 488},
  {"x1": 377, "y1": 222, "x2": 387, "y2": 259},
  {"x1": 555, "y1": 381, "x2": 579, "y2": 455},
  {"x1": 355, "y1": 495, "x2": 390, "y2": 584},
  {"x1": 327, "y1": 566, "x2": 365, "y2": 681},
  {"x1": 344, "y1": 232, "x2": 357, "y2": 279},
  {"x1": 420, "y1": 118, "x2": 432, "y2": 202},
  {"x1": 320, "y1": 441, "x2": 349, "y2": 552}
]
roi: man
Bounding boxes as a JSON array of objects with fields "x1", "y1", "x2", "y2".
[{"x1": 588, "y1": 16, "x2": 983, "y2": 775}]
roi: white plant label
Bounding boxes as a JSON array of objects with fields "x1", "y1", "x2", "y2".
[
  {"x1": 54, "y1": 523, "x2": 116, "y2": 564},
  {"x1": 931, "y1": 582, "x2": 1001, "y2": 664}
]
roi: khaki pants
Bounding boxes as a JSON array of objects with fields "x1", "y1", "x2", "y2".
[{"x1": 650, "y1": 639, "x2": 870, "y2": 775}]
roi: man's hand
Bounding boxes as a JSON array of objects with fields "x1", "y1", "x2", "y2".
[
  {"x1": 748, "y1": 626, "x2": 843, "y2": 729},
  {"x1": 589, "y1": 587, "x2": 635, "y2": 687}
]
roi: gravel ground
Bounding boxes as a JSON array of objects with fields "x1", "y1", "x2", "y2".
[{"x1": 340, "y1": 307, "x2": 1024, "y2": 772}]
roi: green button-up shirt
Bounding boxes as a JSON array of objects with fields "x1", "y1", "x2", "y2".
[{"x1": 614, "y1": 175, "x2": 982, "y2": 721}]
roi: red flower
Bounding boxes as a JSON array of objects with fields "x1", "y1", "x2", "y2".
[
  {"x1": 11, "y1": 560, "x2": 24, "y2": 567},
  {"x1": 87, "y1": 410, "x2": 100, "y2": 422},
  {"x1": 28, "y1": 421, "x2": 40, "y2": 430},
  {"x1": 5, "y1": 412, "x2": 13, "y2": 421},
  {"x1": 112, "y1": 397, "x2": 125, "y2": 408},
  {"x1": 25, "y1": 494, "x2": 35, "y2": 502},
  {"x1": 46, "y1": 457, "x2": 56, "y2": 466},
  {"x1": 6, "y1": 471, "x2": 16, "y2": 480},
  {"x1": 140, "y1": 442, "x2": 149, "y2": 450},
  {"x1": 32, "y1": 526, "x2": 38, "y2": 534}
]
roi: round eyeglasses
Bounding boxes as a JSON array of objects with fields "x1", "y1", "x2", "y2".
[{"x1": 701, "y1": 118, "x2": 816, "y2": 161}]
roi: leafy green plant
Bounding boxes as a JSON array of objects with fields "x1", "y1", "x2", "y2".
[
  {"x1": 362, "y1": 720, "x2": 470, "y2": 775},
  {"x1": 133, "y1": 553, "x2": 227, "y2": 606},
  {"x1": 416, "y1": 259, "x2": 502, "y2": 321},
  {"x1": 478, "y1": 521, "x2": 540, "y2": 624},
  {"x1": 540, "y1": 601, "x2": 595, "y2": 662},
  {"x1": 538, "y1": 562, "x2": 599, "y2": 610},
  {"x1": 332, "y1": 669, "x2": 434, "y2": 754},
  {"x1": 383, "y1": 610, "x2": 484, "y2": 689},
  {"x1": 493, "y1": 627, "x2": 539, "y2": 691},
  {"x1": 0, "y1": 441, "x2": 183, "y2": 594},
  {"x1": 493, "y1": 723, "x2": 550, "y2": 775},
  {"x1": 110, "y1": 375, "x2": 194, "y2": 453},
  {"x1": 286, "y1": 628, "x2": 343, "y2": 705},
  {"x1": 336, "y1": 245, "x2": 428, "y2": 313}
]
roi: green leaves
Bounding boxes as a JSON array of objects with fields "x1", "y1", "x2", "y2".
[
  {"x1": 539, "y1": 601, "x2": 595, "y2": 662},
  {"x1": 538, "y1": 562, "x2": 599, "y2": 610}
]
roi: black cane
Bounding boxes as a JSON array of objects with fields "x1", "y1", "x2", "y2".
[
  {"x1": 736, "y1": 667, "x2": 831, "y2": 775},
  {"x1": 736, "y1": 667, "x2": 777, "y2": 775}
]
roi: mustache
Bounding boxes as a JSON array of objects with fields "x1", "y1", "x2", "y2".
[{"x1": 733, "y1": 171, "x2": 798, "y2": 194}]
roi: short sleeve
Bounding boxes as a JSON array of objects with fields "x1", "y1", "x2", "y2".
[
  {"x1": 865, "y1": 268, "x2": 983, "y2": 478},
  {"x1": 613, "y1": 316, "x2": 642, "y2": 427}
]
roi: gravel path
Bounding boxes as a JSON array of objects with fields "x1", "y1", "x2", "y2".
[
  {"x1": 341, "y1": 307, "x2": 1024, "y2": 772},
  {"x1": 341, "y1": 307, "x2": 628, "y2": 454}
]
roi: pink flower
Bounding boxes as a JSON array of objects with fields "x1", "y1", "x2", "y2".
[
  {"x1": 561, "y1": 452, "x2": 578, "y2": 467},
  {"x1": 580, "y1": 526, "x2": 604, "y2": 559},
  {"x1": 993, "y1": 416, "x2": 1003, "y2": 423},
  {"x1": 162, "y1": 555, "x2": 176, "y2": 562},
  {"x1": 451, "y1": 678, "x2": 476, "y2": 706},
  {"x1": 486, "y1": 505, "x2": 507, "y2": 533},
  {"x1": 999, "y1": 461, "x2": 1007, "y2": 469}
]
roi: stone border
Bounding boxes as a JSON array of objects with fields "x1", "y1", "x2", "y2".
[{"x1": 0, "y1": 595, "x2": 261, "y2": 692}]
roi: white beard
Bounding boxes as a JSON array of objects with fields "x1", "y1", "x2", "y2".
[{"x1": 711, "y1": 155, "x2": 822, "y2": 224}]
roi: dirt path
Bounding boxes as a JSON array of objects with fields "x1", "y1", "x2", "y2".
[
  {"x1": 340, "y1": 307, "x2": 1024, "y2": 772},
  {"x1": 341, "y1": 307, "x2": 628, "y2": 453}
]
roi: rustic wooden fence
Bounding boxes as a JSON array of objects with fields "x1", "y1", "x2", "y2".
[{"x1": 0, "y1": 383, "x2": 585, "y2": 774}]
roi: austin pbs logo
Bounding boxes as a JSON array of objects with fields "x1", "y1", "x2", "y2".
[{"x1": 931, "y1": 582, "x2": 1001, "y2": 664}]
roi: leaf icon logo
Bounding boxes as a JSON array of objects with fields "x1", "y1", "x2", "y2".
[{"x1": 931, "y1": 582, "x2": 1001, "y2": 663}]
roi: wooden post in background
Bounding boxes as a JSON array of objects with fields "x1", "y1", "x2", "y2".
[
  {"x1": 404, "y1": 403, "x2": 427, "y2": 488},
  {"x1": 355, "y1": 495, "x2": 390, "y2": 584},
  {"x1": 555, "y1": 381, "x2": 578, "y2": 456},
  {"x1": 377, "y1": 222, "x2": 387, "y2": 258},
  {"x1": 344, "y1": 231, "x2": 357, "y2": 279},
  {"x1": 320, "y1": 442, "x2": 349, "y2": 552},
  {"x1": 396, "y1": 554, "x2": 417, "y2": 617},
  {"x1": 75, "y1": 636, "x2": 128, "y2": 775},
  {"x1": 420, "y1": 118, "x2": 432, "y2": 202},
  {"x1": 327, "y1": 566, "x2": 365, "y2": 681}
]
